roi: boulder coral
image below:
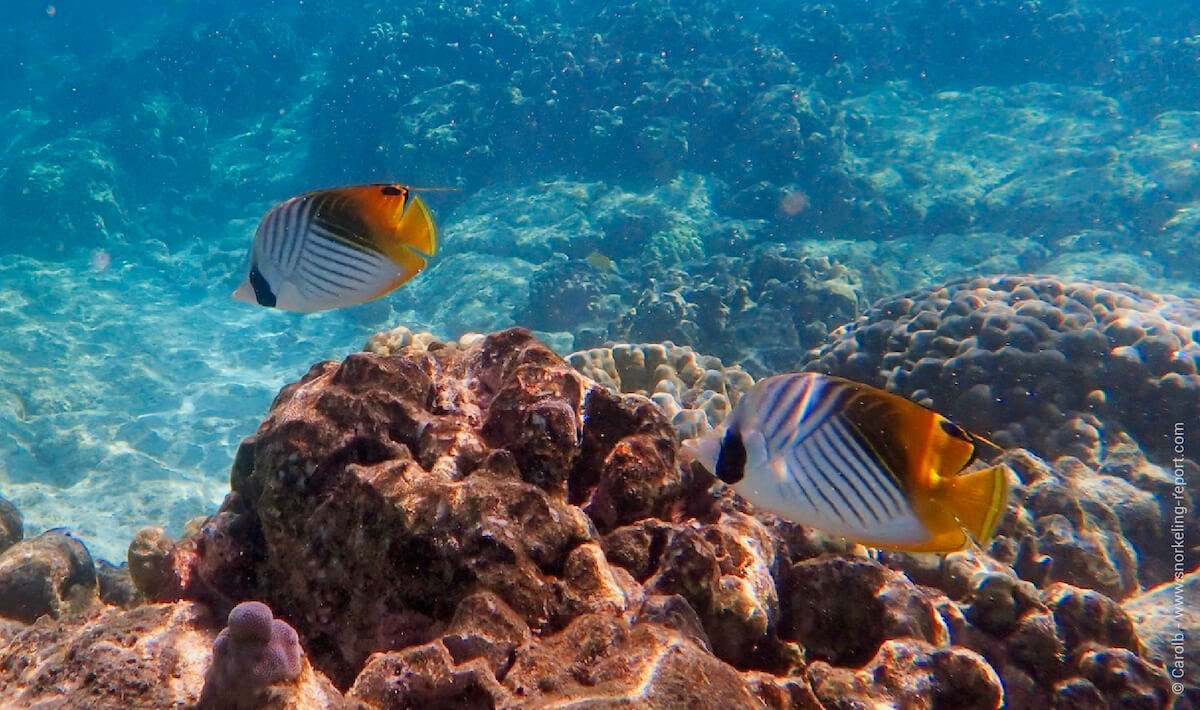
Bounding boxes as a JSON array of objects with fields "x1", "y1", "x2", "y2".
[
  {"x1": 567, "y1": 340, "x2": 755, "y2": 440},
  {"x1": 805, "y1": 274, "x2": 1200, "y2": 465}
]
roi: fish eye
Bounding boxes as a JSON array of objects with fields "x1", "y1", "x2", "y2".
[{"x1": 715, "y1": 429, "x2": 747, "y2": 484}]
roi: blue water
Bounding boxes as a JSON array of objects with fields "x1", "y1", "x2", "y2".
[{"x1": 0, "y1": 1, "x2": 1197, "y2": 566}]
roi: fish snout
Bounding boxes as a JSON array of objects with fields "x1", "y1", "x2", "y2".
[
  {"x1": 232, "y1": 279, "x2": 256, "y2": 304},
  {"x1": 681, "y1": 431, "x2": 723, "y2": 475}
]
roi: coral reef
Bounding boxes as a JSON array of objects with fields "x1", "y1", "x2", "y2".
[
  {"x1": 0, "y1": 131, "x2": 129, "y2": 258},
  {"x1": 0, "y1": 326, "x2": 1167, "y2": 708},
  {"x1": 4, "y1": 0, "x2": 1200, "y2": 703},
  {"x1": 10, "y1": 0, "x2": 1200, "y2": 570},
  {"x1": 515, "y1": 242, "x2": 864, "y2": 373},
  {"x1": 441, "y1": 175, "x2": 753, "y2": 265},
  {"x1": 12, "y1": 2, "x2": 1200, "y2": 256},
  {"x1": 603, "y1": 246, "x2": 865, "y2": 375}
]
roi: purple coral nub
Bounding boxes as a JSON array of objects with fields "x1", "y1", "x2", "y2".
[{"x1": 198, "y1": 600, "x2": 304, "y2": 710}]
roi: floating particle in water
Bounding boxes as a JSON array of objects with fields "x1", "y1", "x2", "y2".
[
  {"x1": 90, "y1": 249, "x2": 112, "y2": 273},
  {"x1": 45, "y1": 5, "x2": 55, "y2": 17}
]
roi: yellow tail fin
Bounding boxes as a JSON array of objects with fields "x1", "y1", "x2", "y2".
[
  {"x1": 395, "y1": 194, "x2": 438, "y2": 256},
  {"x1": 943, "y1": 464, "x2": 1010, "y2": 543},
  {"x1": 363, "y1": 194, "x2": 438, "y2": 300},
  {"x1": 371, "y1": 193, "x2": 437, "y2": 283}
]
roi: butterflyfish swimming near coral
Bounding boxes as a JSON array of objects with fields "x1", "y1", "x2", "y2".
[
  {"x1": 684, "y1": 372, "x2": 1010, "y2": 553},
  {"x1": 233, "y1": 184, "x2": 438, "y2": 313}
]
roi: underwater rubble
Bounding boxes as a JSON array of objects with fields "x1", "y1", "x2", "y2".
[{"x1": 0, "y1": 298, "x2": 1192, "y2": 706}]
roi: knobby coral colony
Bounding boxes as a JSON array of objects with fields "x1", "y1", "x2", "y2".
[{"x1": 0, "y1": 275, "x2": 1193, "y2": 708}]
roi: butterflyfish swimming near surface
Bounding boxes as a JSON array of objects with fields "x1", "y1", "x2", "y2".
[
  {"x1": 684, "y1": 372, "x2": 1010, "y2": 553},
  {"x1": 233, "y1": 184, "x2": 438, "y2": 312}
]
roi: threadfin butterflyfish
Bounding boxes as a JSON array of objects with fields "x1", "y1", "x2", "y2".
[
  {"x1": 684, "y1": 372, "x2": 1010, "y2": 553},
  {"x1": 233, "y1": 184, "x2": 438, "y2": 313}
]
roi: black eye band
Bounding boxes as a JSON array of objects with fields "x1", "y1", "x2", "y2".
[
  {"x1": 249, "y1": 264, "x2": 277, "y2": 308},
  {"x1": 715, "y1": 428, "x2": 747, "y2": 484},
  {"x1": 940, "y1": 418, "x2": 981, "y2": 465},
  {"x1": 939, "y1": 418, "x2": 969, "y2": 441}
]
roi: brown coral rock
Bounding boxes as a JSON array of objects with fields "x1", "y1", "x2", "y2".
[
  {"x1": 784, "y1": 556, "x2": 949, "y2": 668},
  {"x1": 573, "y1": 385, "x2": 681, "y2": 531},
  {"x1": 348, "y1": 641, "x2": 510, "y2": 709},
  {"x1": 504, "y1": 614, "x2": 766, "y2": 709},
  {"x1": 0, "y1": 529, "x2": 97, "y2": 624},
  {"x1": 639, "y1": 512, "x2": 782, "y2": 667},
  {"x1": 440, "y1": 590, "x2": 530, "y2": 678},
  {"x1": 0, "y1": 602, "x2": 213, "y2": 708},
  {"x1": 808, "y1": 639, "x2": 1004, "y2": 710},
  {"x1": 219, "y1": 328, "x2": 702, "y2": 687}
]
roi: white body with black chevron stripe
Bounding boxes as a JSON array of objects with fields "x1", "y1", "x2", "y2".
[
  {"x1": 234, "y1": 194, "x2": 405, "y2": 313},
  {"x1": 690, "y1": 373, "x2": 933, "y2": 546}
]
